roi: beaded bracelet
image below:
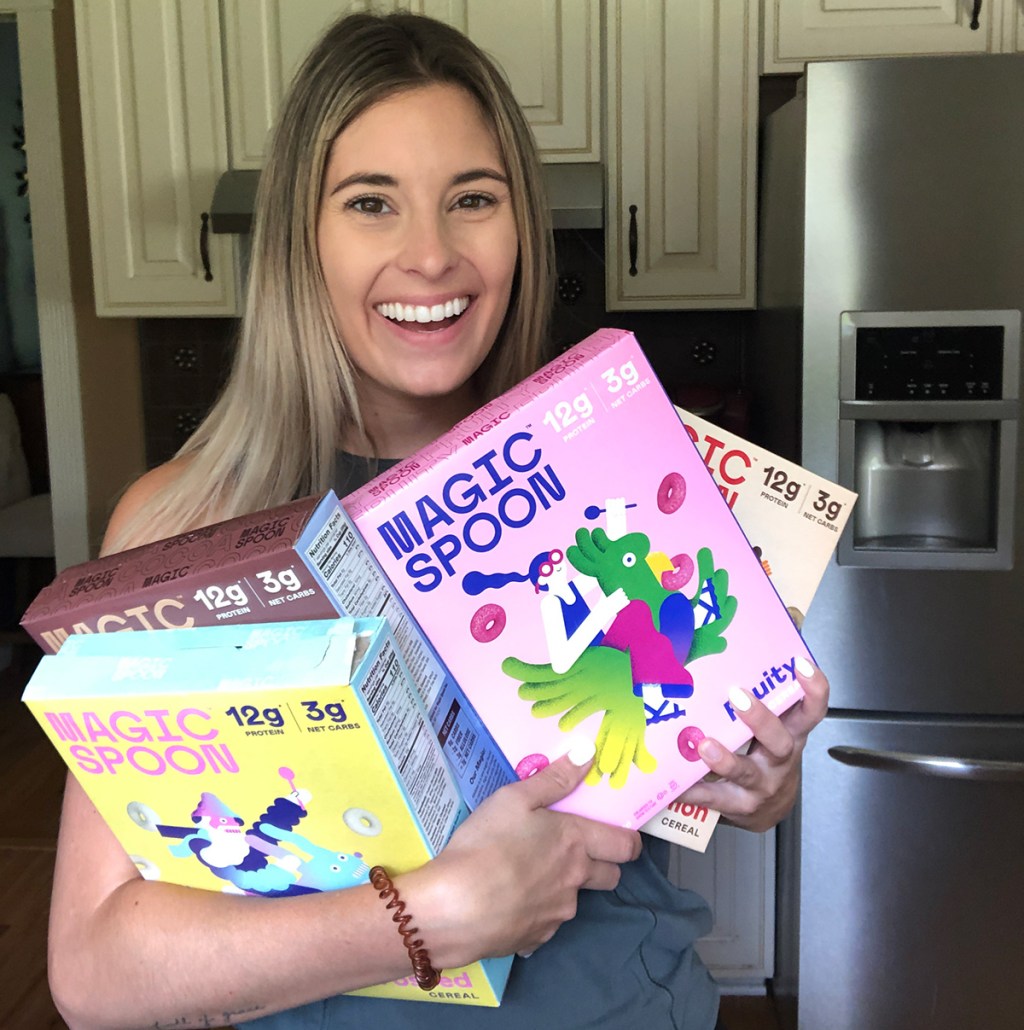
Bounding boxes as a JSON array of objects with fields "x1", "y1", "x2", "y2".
[{"x1": 369, "y1": 865, "x2": 442, "y2": 991}]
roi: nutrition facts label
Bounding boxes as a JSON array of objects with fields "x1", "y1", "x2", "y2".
[
  {"x1": 306, "y1": 515, "x2": 447, "y2": 709},
  {"x1": 358, "y1": 637, "x2": 462, "y2": 852}
]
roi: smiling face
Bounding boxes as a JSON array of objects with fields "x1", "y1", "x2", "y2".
[{"x1": 317, "y1": 83, "x2": 519, "y2": 452}]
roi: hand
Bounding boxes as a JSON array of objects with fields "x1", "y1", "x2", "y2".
[
  {"x1": 403, "y1": 743, "x2": 642, "y2": 966},
  {"x1": 673, "y1": 659, "x2": 829, "y2": 832}
]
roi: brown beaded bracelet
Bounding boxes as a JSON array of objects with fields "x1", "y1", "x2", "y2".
[{"x1": 369, "y1": 865, "x2": 442, "y2": 991}]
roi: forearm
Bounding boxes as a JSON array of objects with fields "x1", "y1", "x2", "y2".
[
  {"x1": 49, "y1": 780, "x2": 423, "y2": 1030},
  {"x1": 55, "y1": 879, "x2": 414, "y2": 1029},
  {"x1": 51, "y1": 750, "x2": 640, "y2": 1029}
]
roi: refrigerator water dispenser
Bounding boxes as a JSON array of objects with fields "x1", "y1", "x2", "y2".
[{"x1": 837, "y1": 310, "x2": 1020, "y2": 569}]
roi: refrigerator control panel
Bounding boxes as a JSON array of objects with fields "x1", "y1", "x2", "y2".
[{"x1": 854, "y1": 324, "x2": 1004, "y2": 400}]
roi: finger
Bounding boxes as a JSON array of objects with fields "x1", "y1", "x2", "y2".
[
  {"x1": 580, "y1": 859, "x2": 625, "y2": 892},
  {"x1": 510, "y1": 739, "x2": 596, "y2": 809},
  {"x1": 675, "y1": 775, "x2": 738, "y2": 811},
  {"x1": 783, "y1": 657, "x2": 830, "y2": 737},
  {"x1": 694, "y1": 738, "x2": 759, "y2": 789},
  {"x1": 572, "y1": 816, "x2": 642, "y2": 868},
  {"x1": 722, "y1": 686, "x2": 794, "y2": 762}
]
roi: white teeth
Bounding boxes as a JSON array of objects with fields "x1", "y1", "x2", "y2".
[{"x1": 376, "y1": 296, "x2": 470, "y2": 324}]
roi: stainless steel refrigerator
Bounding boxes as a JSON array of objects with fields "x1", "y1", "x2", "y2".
[{"x1": 756, "y1": 56, "x2": 1024, "y2": 1030}]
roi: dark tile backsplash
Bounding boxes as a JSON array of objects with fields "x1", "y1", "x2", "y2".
[
  {"x1": 139, "y1": 318, "x2": 236, "y2": 467},
  {"x1": 139, "y1": 229, "x2": 752, "y2": 467},
  {"x1": 550, "y1": 228, "x2": 750, "y2": 417}
]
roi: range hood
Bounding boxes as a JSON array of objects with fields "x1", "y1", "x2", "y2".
[{"x1": 209, "y1": 163, "x2": 604, "y2": 234}]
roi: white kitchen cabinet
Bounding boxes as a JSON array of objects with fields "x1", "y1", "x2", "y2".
[
  {"x1": 74, "y1": 0, "x2": 239, "y2": 316},
  {"x1": 221, "y1": 0, "x2": 601, "y2": 168},
  {"x1": 604, "y1": 0, "x2": 758, "y2": 310},
  {"x1": 668, "y1": 826, "x2": 776, "y2": 988},
  {"x1": 1006, "y1": 0, "x2": 1024, "y2": 50},
  {"x1": 762, "y1": 0, "x2": 1019, "y2": 73}
]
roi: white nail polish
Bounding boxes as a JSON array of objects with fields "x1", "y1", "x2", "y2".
[
  {"x1": 565, "y1": 737, "x2": 596, "y2": 766},
  {"x1": 728, "y1": 686, "x2": 752, "y2": 712},
  {"x1": 796, "y1": 656, "x2": 814, "y2": 677}
]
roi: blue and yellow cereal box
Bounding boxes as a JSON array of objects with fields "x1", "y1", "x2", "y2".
[{"x1": 24, "y1": 618, "x2": 512, "y2": 1006}]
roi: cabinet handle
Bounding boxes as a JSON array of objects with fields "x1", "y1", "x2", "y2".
[
  {"x1": 628, "y1": 204, "x2": 638, "y2": 277},
  {"x1": 970, "y1": 0, "x2": 982, "y2": 30},
  {"x1": 199, "y1": 212, "x2": 214, "y2": 282},
  {"x1": 828, "y1": 744, "x2": 1024, "y2": 782}
]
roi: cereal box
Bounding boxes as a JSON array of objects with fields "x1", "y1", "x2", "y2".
[
  {"x1": 638, "y1": 409, "x2": 857, "y2": 851},
  {"x1": 20, "y1": 492, "x2": 514, "y2": 812},
  {"x1": 23, "y1": 617, "x2": 512, "y2": 1006},
  {"x1": 343, "y1": 328, "x2": 815, "y2": 830},
  {"x1": 678, "y1": 407, "x2": 857, "y2": 630}
]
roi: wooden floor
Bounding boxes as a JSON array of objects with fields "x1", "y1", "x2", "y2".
[{"x1": 0, "y1": 639, "x2": 781, "y2": 1030}]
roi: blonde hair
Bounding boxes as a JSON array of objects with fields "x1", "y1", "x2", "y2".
[{"x1": 112, "y1": 11, "x2": 554, "y2": 550}]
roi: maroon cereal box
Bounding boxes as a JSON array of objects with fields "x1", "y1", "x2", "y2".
[{"x1": 21, "y1": 494, "x2": 350, "y2": 653}]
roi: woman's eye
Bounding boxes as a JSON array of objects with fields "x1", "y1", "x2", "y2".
[
  {"x1": 453, "y1": 192, "x2": 495, "y2": 211},
  {"x1": 346, "y1": 195, "x2": 391, "y2": 215}
]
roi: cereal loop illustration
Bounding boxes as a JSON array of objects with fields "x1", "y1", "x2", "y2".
[
  {"x1": 657, "y1": 472, "x2": 686, "y2": 514},
  {"x1": 126, "y1": 800, "x2": 162, "y2": 832},
  {"x1": 130, "y1": 854, "x2": 160, "y2": 880},
  {"x1": 677, "y1": 725, "x2": 705, "y2": 761},
  {"x1": 661, "y1": 553, "x2": 695, "y2": 591},
  {"x1": 514, "y1": 753, "x2": 550, "y2": 780},
  {"x1": 470, "y1": 602, "x2": 507, "y2": 642},
  {"x1": 343, "y1": 807, "x2": 382, "y2": 837}
]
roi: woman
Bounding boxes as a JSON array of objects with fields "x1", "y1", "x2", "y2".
[{"x1": 49, "y1": 13, "x2": 828, "y2": 1030}]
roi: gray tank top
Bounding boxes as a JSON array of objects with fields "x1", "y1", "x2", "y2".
[{"x1": 246, "y1": 455, "x2": 720, "y2": 1029}]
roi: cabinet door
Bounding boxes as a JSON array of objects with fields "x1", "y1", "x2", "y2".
[
  {"x1": 1003, "y1": 0, "x2": 1024, "y2": 51},
  {"x1": 434, "y1": 0, "x2": 601, "y2": 163},
  {"x1": 762, "y1": 0, "x2": 1002, "y2": 73},
  {"x1": 223, "y1": 0, "x2": 600, "y2": 169},
  {"x1": 75, "y1": 0, "x2": 238, "y2": 316},
  {"x1": 605, "y1": 0, "x2": 758, "y2": 310},
  {"x1": 668, "y1": 826, "x2": 776, "y2": 987}
]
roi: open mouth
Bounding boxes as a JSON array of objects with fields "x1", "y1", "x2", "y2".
[{"x1": 375, "y1": 295, "x2": 470, "y2": 331}]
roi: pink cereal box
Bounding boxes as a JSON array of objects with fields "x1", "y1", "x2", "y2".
[{"x1": 343, "y1": 328, "x2": 815, "y2": 830}]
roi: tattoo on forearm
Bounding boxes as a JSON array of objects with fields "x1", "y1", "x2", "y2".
[{"x1": 152, "y1": 1004, "x2": 265, "y2": 1028}]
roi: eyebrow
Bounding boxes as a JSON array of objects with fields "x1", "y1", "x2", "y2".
[{"x1": 327, "y1": 167, "x2": 509, "y2": 196}]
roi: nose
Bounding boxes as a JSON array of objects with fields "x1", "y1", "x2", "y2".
[{"x1": 397, "y1": 211, "x2": 457, "y2": 280}]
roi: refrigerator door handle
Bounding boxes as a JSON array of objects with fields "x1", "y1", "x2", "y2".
[{"x1": 827, "y1": 745, "x2": 1024, "y2": 782}]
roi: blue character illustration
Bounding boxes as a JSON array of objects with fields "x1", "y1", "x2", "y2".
[
  {"x1": 254, "y1": 822, "x2": 370, "y2": 891},
  {"x1": 137, "y1": 766, "x2": 371, "y2": 896}
]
